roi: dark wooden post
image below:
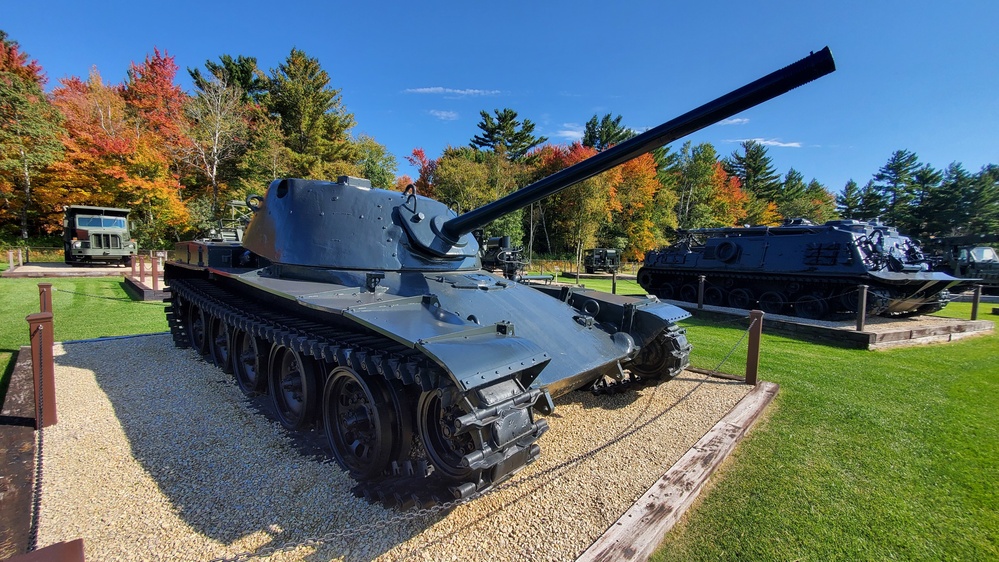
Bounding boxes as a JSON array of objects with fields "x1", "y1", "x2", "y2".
[
  {"x1": 612, "y1": 270, "x2": 617, "y2": 295},
  {"x1": 746, "y1": 310, "x2": 764, "y2": 385},
  {"x1": 697, "y1": 275, "x2": 705, "y2": 309},
  {"x1": 971, "y1": 285, "x2": 982, "y2": 320},
  {"x1": 38, "y1": 283, "x2": 53, "y2": 314},
  {"x1": 26, "y1": 312, "x2": 56, "y2": 429},
  {"x1": 856, "y1": 284, "x2": 868, "y2": 332},
  {"x1": 139, "y1": 254, "x2": 147, "y2": 284}
]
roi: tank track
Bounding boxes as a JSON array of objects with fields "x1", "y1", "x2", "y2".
[{"x1": 165, "y1": 276, "x2": 547, "y2": 509}]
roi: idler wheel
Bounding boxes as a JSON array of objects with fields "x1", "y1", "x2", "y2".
[
  {"x1": 704, "y1": 286, "x2": 725, "y2": 306},
  {"x1": 417, "y1": 385, "x2": 483, "y2": 483},
  {"x1": 323, "y1": 367, "x2": 401, "y2": 479},
  {"x1": 188, "y1": 304, "x2": 209, "y2": 356},
  {"x1": 728, "y1": 288, "x2": 754, "y2": 310},
  {"x1": 627, "y1": 327, "x2": 688, "y2": 379},
  {"x1": 758, "y1": 291, "x2": 788, "y2": 314},
  {"x1": 208, "y1": 315, "x2": 233, "y2": 373},
  {"x1": 657, "y1": 283, "x2": 675, "y2": 301},
  {"x1": 268, "y1": 346, "x2": 319, "y2": 430},
  {"x1": 232, "y1": 329, "x2": 267, "y2": 396},
  {"x1": 794, "y1": 294, "x2": 829, "y2": 319}
]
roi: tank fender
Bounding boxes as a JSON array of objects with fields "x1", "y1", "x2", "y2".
[{"x1": 534, "y1": 286, "x2": 690, "y2": 354}]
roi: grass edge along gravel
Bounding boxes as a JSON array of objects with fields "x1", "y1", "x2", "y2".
[{"x1": 653, "y1": 304, "x2": 998, "y2": 561}]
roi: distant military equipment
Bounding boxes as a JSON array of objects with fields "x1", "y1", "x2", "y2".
[
  {"x1": 474, "y1": 232, "x2": 525, "y2": 280},
  {"x1": 584, "y1": 248, "x2": 621, "y2": 274},
  {"x1": 926, "y1": 234, "x2": 999, "y2": 294},
  {"x1": 638, "y1": 219, "x2": 965, "y2": 319},
  {"x1": 63, "y1": 205, "x2": 136, "y2": 266},
  {"x1": 164, "y1": 47, "x2": 835, "y2": 507}
]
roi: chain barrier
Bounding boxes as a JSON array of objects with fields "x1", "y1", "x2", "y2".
[
  {"x1": 53, "y1": 287, "x2": 165, "y2": 305},
  {"x1": 710, "y1": 316, "x2": 758, "y2": 373},
  {"x1": 27, "y1": 324, "x2": 45, "y2": 552}
]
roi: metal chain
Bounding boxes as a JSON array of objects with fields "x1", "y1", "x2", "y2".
[
  {"x1": 27, "y1": 324, "x2": 45, "y2": 552},
  {"x1": 711, "y1": 316, "x2": 758, "y2": 372}
]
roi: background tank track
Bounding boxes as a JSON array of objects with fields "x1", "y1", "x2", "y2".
[
  {"x1": 165, "y1": 276, "x2": 548, "y2": 509},
  {"x1": 636, "y1": 268, "x2": 947, "y2": 318}
]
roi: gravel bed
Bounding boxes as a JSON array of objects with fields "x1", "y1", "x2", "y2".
[{"x1": 38, "y1": 334, "x2": 751, "y2": 561}]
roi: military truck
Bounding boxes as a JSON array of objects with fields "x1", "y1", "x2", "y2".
[
  {"x1": 928, "y1": 234, "x2": 999, "y2": 294},
  {"x1": 63, "y1": 205, "x2": 136, "y2": 266},
  {"x1": 583, "y1": 248, "x2": 621, "y2": 274}
]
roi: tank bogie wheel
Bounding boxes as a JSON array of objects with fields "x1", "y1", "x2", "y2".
[
  {"x1": 637, "y1": 269, "x2": 654, "y2": 288},
  {"x1": 704, "y1": 286, "x2": 725, "y2": 306},
  {"x1": 188, "y1": 304, "x2": 209, "y2": 356},
  {"x1": 417, "y1": 385, "x2": 483, "y2": 483},
  {"x1": 627, "y1": 327, "x2": 689, "y2": 379},
  {"x1": 657, "y1": 283, "x2": 675, "y2": 301},
  {"x1": 794, "y1": 294, "x2": 829, "y2": 319},
  {"x1": 728, "y1": 288, "x2": 754, "y2": 310},
  {"x1": 323, "y1": 367, "x2": 405, "y2": 480},
  {"x1": 839, "y1": 289, "x2": 860, "y2": 312},
  {"x1": 268, "y1": 345, "x2": 319, "y2": 431},
  {"x1": 758, "y1": 291, "x2": 788, "y2": 314},
  {"x1": 208, "y1": 315, "x2": 233, "y2": 373},
  {"x1": 232, "y1": 329, "x2": 267, "y2": 396},
  {"x1": 678, "y1": 284, "x2": 698, "y2": 303}
]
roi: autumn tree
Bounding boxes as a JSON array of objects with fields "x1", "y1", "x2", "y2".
[
  {"x1": 405, "y1": 148, "x2": 437, "y2": 199},
  {"x1": 582, "y1": 113, "x2": 634, "y2": 151},
  {"x1": 0, "y1": 34, "x2": 64, "y2": 238},
  {"x1": 122, "y1": 48, "x2": 188, "y2": 160},
  {"x1": 470, "y1": 108, "x2": 547, "y2": 160},
  {"x1": 355, "y1": 134, "x2": 397, "y2": 189},
  {"x1": 181, "y1": 76, "x2": 248, "y2": 218}
]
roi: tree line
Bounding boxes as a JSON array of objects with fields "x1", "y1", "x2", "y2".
[{"x1": 2, "y1": 30, "x2": 997, "y2": 258}]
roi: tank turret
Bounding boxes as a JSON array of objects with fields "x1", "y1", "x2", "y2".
[{"x1": 165, "y1": 48, "x2": 835, "y2": 507}]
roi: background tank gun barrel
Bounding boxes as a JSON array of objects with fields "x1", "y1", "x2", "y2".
[{"x1": 440, "y1": 47, "x2": 835, "y2": 242}]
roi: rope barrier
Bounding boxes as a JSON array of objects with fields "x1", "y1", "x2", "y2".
[{"x1": 27, "y1": 324, "x2": 45, "y2": 552}]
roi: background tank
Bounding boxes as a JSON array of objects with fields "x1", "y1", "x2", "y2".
[
  {"x1": 163, "y1": 48, "x2": 835, "y2": 507},
  {"x1": 637, "y1": 218, "x2": 964, "y2": 319}
]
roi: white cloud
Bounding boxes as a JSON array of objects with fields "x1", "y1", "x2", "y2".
[
  {"x1": 725, "y1": 137, "x2": 803, "y2": 148},
  {"x1": 554, "y1": 123, "x2": 584, "y2": 142},
  {"x1": 719, "y1": 118, "x2": 749, "y2": 125},
  {"x1": 429, "y1": 110, "x2": 459, "y2": 121},
  {"x1": 404, "y1": 87, "x2": 501, "y2": 96}
]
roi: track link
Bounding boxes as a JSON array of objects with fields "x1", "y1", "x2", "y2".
[{"x1": 166, "y1": 275, "x2": 547, "y2": 508}]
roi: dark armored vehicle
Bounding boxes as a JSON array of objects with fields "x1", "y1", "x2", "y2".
[
  {"x1": 584, "y1": 248, "x2": 621, "y2": 274},
  {"x1": 638, "y1": 219, "x2": 963, "y2": 319},
  {"x1": 926, "y1": 234, "x2": 999, "y2": 294},
  {"x1": 164, "y1": 48, "x2": 835, "y2": 506},
  {"x1": 475, "y1": 233, "x2": 525, "y2": 280}
]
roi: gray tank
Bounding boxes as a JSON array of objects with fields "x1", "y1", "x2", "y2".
[
  {"x1": 163, "y1": 48, "x2": 835, "y2": 507},
  {"x1": 638, "y1": 219, "x2": 964, "y2": 319}
]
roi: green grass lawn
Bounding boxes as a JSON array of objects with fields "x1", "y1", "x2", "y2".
[
  {"x1": 1, "y1": 274, "x2": 996, "y2": 559},
  {"x1": 654, "y1": 301, "x2": 998, "y2": 561},
  {"x1": 0, "y1": 276, "x2": 168, "y2": 403}
]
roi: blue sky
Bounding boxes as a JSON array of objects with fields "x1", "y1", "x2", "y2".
[{"x1": 5, "y1": 1, "x2": 998, "y2": 193}]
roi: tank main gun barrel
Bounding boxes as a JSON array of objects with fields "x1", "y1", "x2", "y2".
[{"x1": 440, "y1": 47, "x2": 835, "y2": 241}]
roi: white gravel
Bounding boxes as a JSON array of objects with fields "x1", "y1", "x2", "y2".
[{"x1": 38, "y1": 333, "x2": 751, "y2": 561}]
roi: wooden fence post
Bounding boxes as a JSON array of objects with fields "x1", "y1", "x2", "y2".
[
  {"x1": 856, "y1": 284, "x2": 868, "y2": 332},
  {"x1": 697, "y1": 275, "x2": 705, "y2": 310},
  {"x1": 139, "y1": 255, "x2": 147, "y2": 284},
  {"x1": 971, "y1": 285, "x2": 982, "y2": 321},
  {"x1": 7, "y1": 249, "x2": 14, "y2": 270},
  {"x1": 151, "y1": 255, "x2": 160, "y2": 291},
  {"x1": 18, "y1": 248, "x2": 24, "y2": 266},
  {"x1": 38, "y1": 283, "x2": 53, "y2": 314},
  {"x1": 26, "y1": 312, "x2": 56, "y2": 429},
  {"x1": 746, "y1": 310, "x2": 764, "y2": 385}
]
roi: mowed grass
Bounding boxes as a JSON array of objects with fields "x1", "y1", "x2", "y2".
[
  {"x1": 0, "y1": 276, "x2": 168, "y2": 402},
  {"x1": 1, "y1": 273, "x2": 996, "y2": 559},
  {"x1": 654, "y1": 302, "x2": 998, "y2": 561}
]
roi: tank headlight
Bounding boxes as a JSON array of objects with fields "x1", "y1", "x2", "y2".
[{"x1": 72, "y1": 240, "x2": 82, "y2": 249}]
